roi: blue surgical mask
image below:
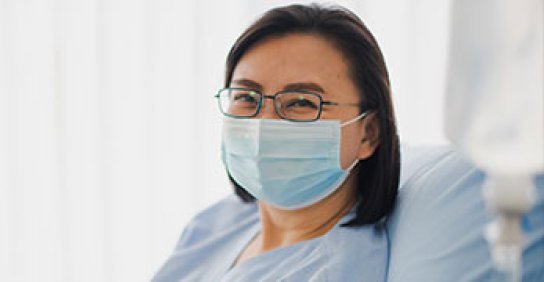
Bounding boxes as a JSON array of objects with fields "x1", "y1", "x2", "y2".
[{"x1": 221, "y1": 112, "x2": 367, "y2": 210}]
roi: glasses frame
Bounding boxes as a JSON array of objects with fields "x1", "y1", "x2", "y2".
[{"x1": 214, "y1": 87, "x2": 362, "y2": 122}]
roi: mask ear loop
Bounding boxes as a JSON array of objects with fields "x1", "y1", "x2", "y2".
[
  {"x1": 341, "y1": 111, "x2": 372, "y2": 171},
  {"x1": 340, "y1": 111, "x2": 368, "y2": 127},
  {"x1": 339, "y1": 111, "x2": 368, "y2": 172},
  {"x1": 345, "y1": 158, "x2": 360, "y2": 172}
]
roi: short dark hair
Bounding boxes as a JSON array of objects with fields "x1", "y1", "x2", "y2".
[{"x1": 223, "y1": 3, "x2": 400, "y2": 227}]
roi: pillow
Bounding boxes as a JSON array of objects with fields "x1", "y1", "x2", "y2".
[{"x1": 387, "y1": 145, "x2": 544, "y2": 281}]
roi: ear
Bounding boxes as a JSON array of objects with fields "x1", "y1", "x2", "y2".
[{"x1": 357, "y1": 112, "x2": 380, "y2": 160}]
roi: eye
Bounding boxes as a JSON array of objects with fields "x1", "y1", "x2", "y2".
[
  {"x1": 232, "y1": 90, "x2": 259, "y2": 104},
  {"x1": 284, "y1": 96, "x2": 318, "y2": 109}
]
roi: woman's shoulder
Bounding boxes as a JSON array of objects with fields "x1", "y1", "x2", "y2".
[
  {"x1": 153, "y1": 195, "x2": 259, "y2": 281},
  {"x1": 190, "y1": 194, "x2": 257, "y2": 228},
  {"x1": 175, "y1": 194, "x2": 258, "y2": 248}
]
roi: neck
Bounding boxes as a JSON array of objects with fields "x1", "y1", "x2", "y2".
[{"x1": 255, "y1": 171, "x2": 357, "y2": 251}]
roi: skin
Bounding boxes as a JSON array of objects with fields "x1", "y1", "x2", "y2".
[{"x1": 230, "y1": 33, "x2": 380, "y2": 266}]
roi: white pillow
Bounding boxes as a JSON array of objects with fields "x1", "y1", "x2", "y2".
[{"x1": 387, "y1": 145, "x2": 544, "y2": 281}]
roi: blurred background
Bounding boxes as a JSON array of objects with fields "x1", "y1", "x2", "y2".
[{"x1": 0, "y1": 0, "x2": 452, "y2": 281}]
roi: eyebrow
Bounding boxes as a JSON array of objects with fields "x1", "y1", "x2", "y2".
[{"x1": 231, "y1": 79, "x2": 325, "y2": 94}]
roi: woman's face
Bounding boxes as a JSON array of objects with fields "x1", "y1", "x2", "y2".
[{"x1": 230, "y1": 33, "x2": 378, "y2": 168}]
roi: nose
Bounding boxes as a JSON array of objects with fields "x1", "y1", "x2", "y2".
[{"x1": 255, "y1": 97, "x2": 281, "y2": 119}]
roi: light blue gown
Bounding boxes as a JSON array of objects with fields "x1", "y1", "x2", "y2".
[{"x1": 152, "y1": 195, "x2": 388, "y2": 281}]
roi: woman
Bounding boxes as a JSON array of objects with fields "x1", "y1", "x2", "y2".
[{"x1": 153, "y1": 3, "x2": 400, "y2": 281}]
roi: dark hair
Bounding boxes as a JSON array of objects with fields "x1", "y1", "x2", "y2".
[{"x1": 224, "y1": 3, "x2": 400, "y2": 227}]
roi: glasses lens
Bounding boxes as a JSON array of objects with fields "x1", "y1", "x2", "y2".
[
  {"x1": 276, "y1": 92, "x2": 321, "y2": 121},
  {"x1": 218, "y1": 88, "x2": 260, "y2": 117}
]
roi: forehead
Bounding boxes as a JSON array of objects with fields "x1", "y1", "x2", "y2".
[{"x1": 231, "y1": 33, "x2": 355, "y2": 97}]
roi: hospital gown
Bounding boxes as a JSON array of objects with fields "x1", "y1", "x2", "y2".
[{"x1": 152, "y1": 195, "x2": 388, "y2": 282}]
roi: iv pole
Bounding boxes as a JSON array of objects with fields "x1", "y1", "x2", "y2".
[{"x1": 445, "y1": 1, "x2": 543, "y2": 281}]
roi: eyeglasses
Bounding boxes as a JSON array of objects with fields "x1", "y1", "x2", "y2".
[{"x1": 214, "y1": 87, "x2": 362, "y2": 122}]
